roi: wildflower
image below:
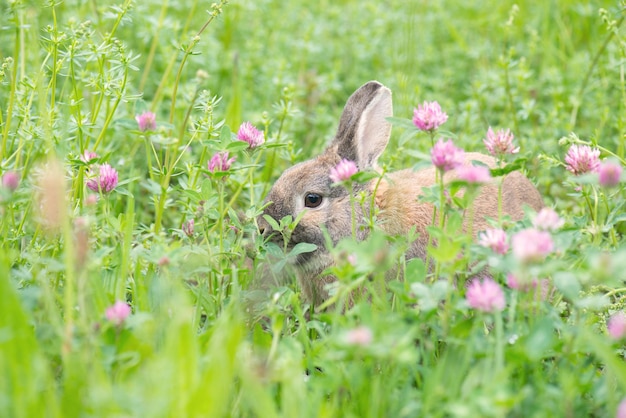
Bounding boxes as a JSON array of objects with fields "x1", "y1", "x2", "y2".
[
  {"x1": 607, "y1": 312, "x2": 626, "y2": 340},
  {"x1": 466, "y1": 278, "x2": 506, "y2": 312},
  {"x1": 507, "y1": 275, "x2": 552, "y2": 299},
  {"x1": 81, "y1": 150, "x2": 98, "y2": 164},
  {"x1": 506, "y1": 273, "x2": 536, "y2": 291},
  {"x1": 106, "y1": 300, "x2": 131, "y2": 326},
  {"x1": 511, "y1": 228, "x2": 554, "y2": 263},
  {"x1": 196, "y1": 200, "x2": 205, "y2": 218},
  {"x1": 183, "y1": 219, "x2": 195, "y2": 237},
  {"x1": 532, "y1": 207, "x2": 564, "y2": 231},
  {"x1": 598, "y1": 161, "x2": 622, "y2": 187},
  {"x1": 431, "y1": 139, "x2": 465, "y2": 172},
  {"x1": 506, "y1": 273, "x2": 523, "y2": 290},
  {"x1": 412, "y1": 101, "x2": 448, "y2": 131},
  {"x1": 1, "y1": 171, "x2": 19, "y2": 191},
  {"x1": 86, "y1": 163, "x2": 118, "y2": 193},
  {"x1": 478, "y1": 228, "x2": 509, "y2": 254},
  {"x1": 84, "y1": 194, "x2": 98, "y2": 206},
  {"x1": 483, "y1": 127, "x2": 519, "y2": 158},
  {"x1": 237, "y1": 121, "x2": 265, "y2": 148},
  {"x1": 564, "y1": 144, "x2": 600, "y2": 175},
  {"x1": 135, "y1": 111, "x2": 156, "y2": 132},
  {"x1": 456, "y1": 164, "x2": 492, "y2": 184},
  {"x1": 208, "y1": 152, "x2": 235, "y2": 173},
  {"x1": 329, "y1": 159, "x2": 358, "y2": 183},
  {"x1": 158, "y1": 256, "x2": 170, "y2": 266},
  {"x1": 538, "y1": 279, "x2": 553, "y2": 301},
  {"x1": 618, "y1": 398, "x2": 626, "y2": 418},
  {"x1": 345, "y1": 326, "x2": 373, "y2": 346}
]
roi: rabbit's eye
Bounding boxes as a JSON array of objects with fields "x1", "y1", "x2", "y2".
[{"x1": 304, "y1": 193, "x2": 323, "y2": 208}]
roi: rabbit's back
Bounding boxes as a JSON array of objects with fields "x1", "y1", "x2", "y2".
[{"x1": 375, "y1": 152, "x2": 543, "y2": 240}]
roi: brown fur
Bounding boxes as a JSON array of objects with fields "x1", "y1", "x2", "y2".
[{"x1": 259, "y1": 81, "x2": 544, "y2": 306}]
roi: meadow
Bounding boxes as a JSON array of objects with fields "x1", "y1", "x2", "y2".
[{"x1": 1, "y1": 0, "x2": 626, "y2": 416}]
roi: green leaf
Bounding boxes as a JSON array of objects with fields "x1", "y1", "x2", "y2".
[
  {"x1": 575, "y1": 295, "x2": 610, "y2": 310},
  {"x1": 0, "y1": 253, "x2": 59, "y2": 417},
  {"x1": 219, "y1": 124, "x2": 232, "y2": 145},
  {"x1": 489, "y1": 157, "x2": 527, "y2": 177},
  {"x1": 280, "y1": 215, "x2": 295, "y2": 229},
  {"x1": 436, "y1": 129, "x2": 458, "y2": 139},
  {"x1": 405, "y1": 258, "x2": 427, "y2": 283},
  {"x1": 569, "y1": 172, "x2": 598, "y2": 185},
  {"x1": 114, "y1": 187, "x2": 134, "y2": 197},
  {"x1": 444, "y1": 211, "x2": 463, "y2": 235},
  {"x1": 263, "y1": 215, "x2": 280, "y2": 231},
  {"x1": 351, "y1": 171, "x2": 379, "y2": 183},
  {"x1": 581, "y1": 329, "x2": 626, "y2": 391},
  {"x1": 410, "y1": 282, "x2": 438, "y2": 312},
  {"x1": 263, "y1": 142, "x2": 289, "y2": 149},
  {"x1": 553, "y1": 272, "x2": 581, "y2": 301},
  {"x1": 467, "y1": 159, "x2": 490, "y2": 168},
  {"x1": 398, "y1": 129, "x2": 418, "y2": 146},
  {"x1": 386, "y1": 116, "x2": 417, "y2": 130},
  {"x1": 150, "y1": 134, "x2": 178, "y2": 145},
  {"x1": 410, "y1": 280, "x2": 449, "y2": 313},
  {"x1": 406, "y1": 150, "x2": 433, "y2": 163},
  {"x1": 141, "y1": 179, "x2": 163, "y2": 196},
  {"x1": 272, "y1": 259, "x2": 288, "y2": 273},
  {"x1": 200, "y1": 178, "x2": 213, "y2": 199},
  {"x1": 288, "y1": 242, "x2": 317, "y2": 257},
  {"x1": 225, "y1": 140, "x2": 250, "y2": 152},
  {"x1": 203, "y1": 169, "x2": 232, "y2": 179},
  {"x1": 524, "y1": 317, "x2": 556, "y2": 361},
  {"x1": 427, "y1": 236, "x2": 462, "y2": 262}
]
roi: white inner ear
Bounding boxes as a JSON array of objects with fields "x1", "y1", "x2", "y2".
[{"x1": 355, "y1": 86, "x2": 393, "y2": 169}]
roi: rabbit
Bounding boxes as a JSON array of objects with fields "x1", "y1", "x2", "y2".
[{"x1": 258, "y1": 81, "x2": 544, "y2": 306}]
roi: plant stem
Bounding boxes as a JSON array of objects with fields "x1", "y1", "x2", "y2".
[
  {"x1": 1, "y1": 7, "x2": 22, "y2": 163},
  {"x1": 604, "y1": 287, "x2": 626, "y2": 298},
  {"x1": 425, "y1": 130, "x2": 438, "y2": 279},
  {"x1": 434, "y1": 168, "x2": 445, "y2": 281},
  {"x1": 104, "y1": 0, "x2": 133, "y2": 44},
  {"x1": 369, "y1": 166, "x2": 387, "y2": 227},
  {"x1": 494, "y1": 310, "x2": 504, "y2": 372},
  {"x1": 61, "y1": 198, "x2": 76, "y2": 365},
  {"x1": 169, "y1": 5, "x2": 225, "y2": 124},
  {"x1": 93, "y1": 66, "x2": 128, "y2": 152},
  {"x1": 497, "y1": 177, "x2": 503, "y2": 224},
  {"x1": 155, "y1": 3, "x2": 227, "y2": 234},
  {"x1": 571, "y1": 15, "x2": 625, "y2": 128},
  {"x1": 139, "y1": 0, "x2": 169, "y2": 91},
  {"x1": 349, "y1": 182, "x2": 356, "y2": 239},
  {"x1": 502, "y1": 57, "x2": 519, "y2": 135},
  {"x1": 218, "y1": 180, "x2": 225, "y2": 256}
]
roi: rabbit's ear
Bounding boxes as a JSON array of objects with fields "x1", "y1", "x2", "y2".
[{"x1": 331, "y1": 81, "x2": 393, "y2": 169}]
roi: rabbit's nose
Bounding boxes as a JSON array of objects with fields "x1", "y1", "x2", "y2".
[{"x1": 257, "y1": 217, "x2": 270, "y2": 237}]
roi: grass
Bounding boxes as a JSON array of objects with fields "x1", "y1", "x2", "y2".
[{"x1": 1, "y1": 0, "x2": 626, "y2": 416}]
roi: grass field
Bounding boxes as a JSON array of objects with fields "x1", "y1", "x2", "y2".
[{"x1": 2, "y1": 0, "x2": 626, "y2": 416}]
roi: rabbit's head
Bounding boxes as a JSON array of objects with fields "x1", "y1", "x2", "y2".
[{"x1": 259, "y1": 81, "x2": 393, "y2": 269}]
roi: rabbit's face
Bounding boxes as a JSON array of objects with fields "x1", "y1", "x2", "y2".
[
  {"x1": 260, "y1": 152, "x2": 356, "y2": 265},
  {"x1": 258, "y1": 81, "x2": 392, "y2": 283}
]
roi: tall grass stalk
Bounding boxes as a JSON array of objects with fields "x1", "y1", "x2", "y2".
[{"x1": 153, "y1": 1, "x2": 227, "y2": 234}]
